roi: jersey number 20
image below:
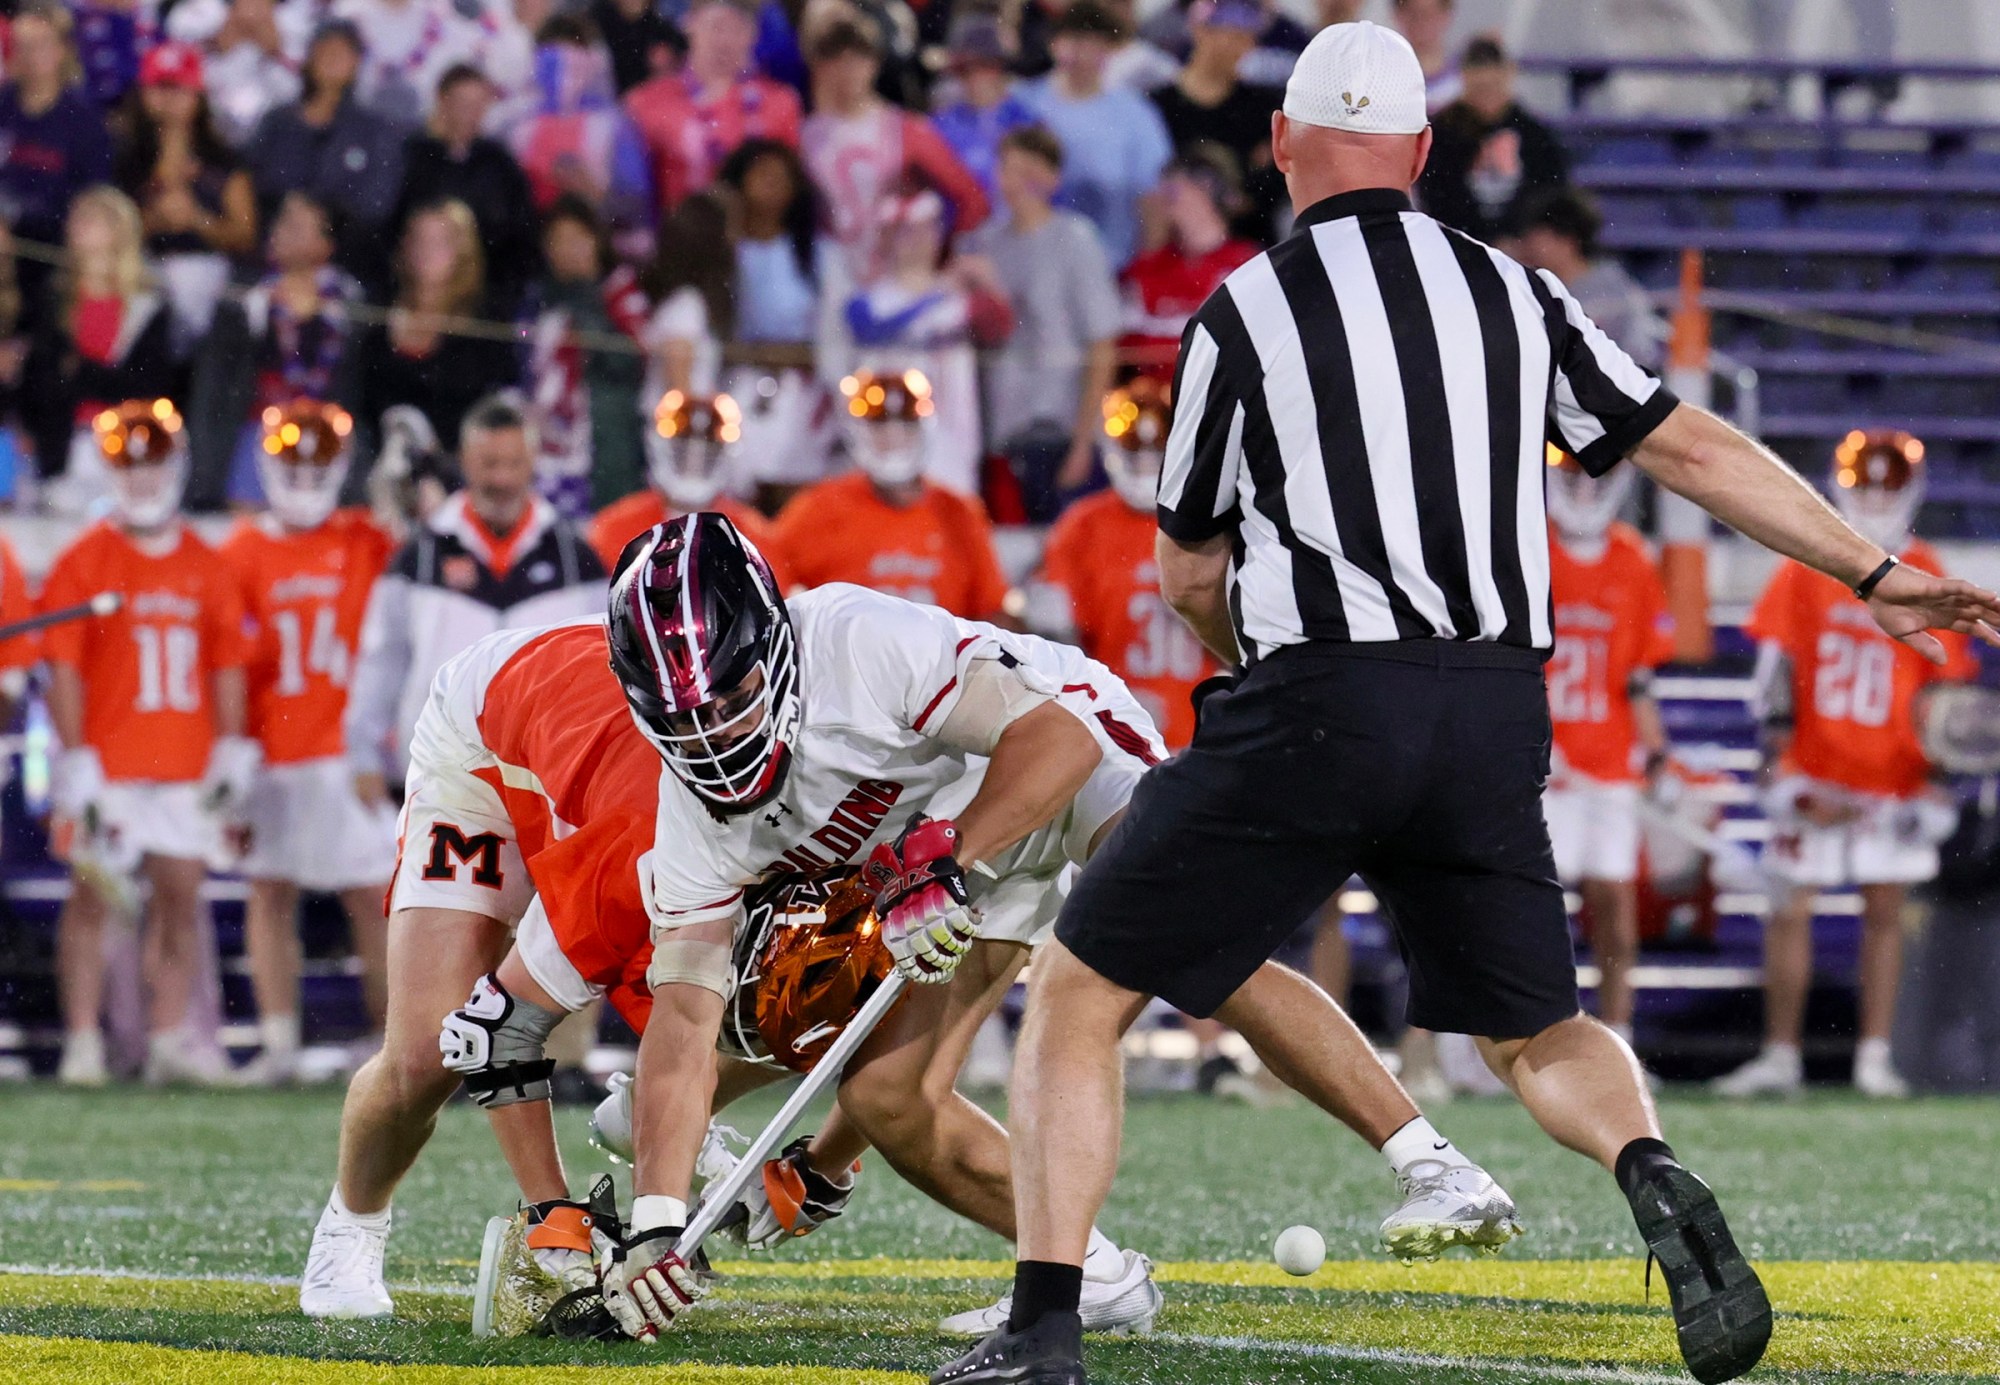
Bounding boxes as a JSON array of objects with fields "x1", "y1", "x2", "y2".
[{"x1": 1813, "y1": 631, "x2": 1894, "y2": 727}]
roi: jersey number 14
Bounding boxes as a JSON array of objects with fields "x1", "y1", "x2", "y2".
[{"x1": 274, "y1": 605, "x2": 351, "y2": 695}]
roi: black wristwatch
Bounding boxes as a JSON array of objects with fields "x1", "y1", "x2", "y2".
[{"x1": 1854, "y1": 555, "x2": 1899, "y2": 601}]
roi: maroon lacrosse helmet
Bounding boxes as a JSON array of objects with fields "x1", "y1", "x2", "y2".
[{"x1": 606, "y1": 514, "x2": 801, "y2": 814}]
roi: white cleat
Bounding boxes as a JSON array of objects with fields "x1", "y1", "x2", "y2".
[
  {"x1": 300, "y1": 1199, "x2": 394, "y2": 1318},
  {"x1": 1853, "y1": 1053, "x2": 1910, "y2": 1100},
  {"x1": 142, "y1": 1034, "x2": 233, "y2": 1088},
  {"x1": 1379, "y1": 1161, "x2": 1523, "y2": 1261},
  {"x1": 1711, "y1": 1047, "x2": 1803, "y2": 1099},
  {"x1": 57, "y1": 1031, "x2": 108, "y2": 1088},
  {"x1": 938, "y1": 1250, "x2": 1161, "y2": 1338}
]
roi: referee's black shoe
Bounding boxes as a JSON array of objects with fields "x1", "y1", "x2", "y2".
[
  {"x1": 929, "y1": 1309, "x2": 1084, "y2": 1385},
  {"x1": 1624, "y1": 1162, "x2": 1772, "y2": 1383}
]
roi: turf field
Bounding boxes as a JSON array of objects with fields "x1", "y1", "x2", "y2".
[{"x1": 0, "y1": 1086, "x2": 1995, "y2": 1383}]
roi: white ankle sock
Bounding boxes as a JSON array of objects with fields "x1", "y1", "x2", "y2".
[
  {"x1": 1855, "y1": 1037, "x2": 1892, "y2": 1069},
  {"x1": 329, "y1": 1187, "x2": 391, "y2": 1229},
  {"x1": 1764, "y1": 1042, "x2": 1802, "y2": 1063},
  {"x1": 261, "y1": 1013, "x2": 301, "y2": 1057},
  {"x1": 1381, "y1": 1117, "x2": 1466, "y2": 1176},
  {"x1": 1082, "y1": 1227, "x2": 1123, "y2": 1279}
]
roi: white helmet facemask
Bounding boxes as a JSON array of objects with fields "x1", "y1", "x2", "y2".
[
  {"x1": 1105, "y1": 446, "x2": 1162, "y2": 512},
  {"x1": 111, "y1": 456, "x2": 188, "y2": 531},
  {"x1": 1547, "y1": 462, "x2": 1637, "y2": 554},
  {"x1": 260, "y1": 456, "x2": 349, "y2": 530},
  {"x1": 849, "y1": 417, "x2": 928, "y2": 487},
  {"x1": 1833, "y1": 471, "x2": 1924, "y2": 554},
  {"x1": 647, "y1": 431, "x2": 729, "y2": 511}
]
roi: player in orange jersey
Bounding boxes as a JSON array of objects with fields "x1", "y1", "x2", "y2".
[
  {"x1": 42, "y1": 399, "x2": 254, "y2": 1088},
  {"x1": 769, "y1": 368, "x2": 1015, "y2": 622},
  {"x1": 302, "y1": 615, "x2": 665, "y2": 1319},
  {"x1": 1543, "y1": 452, "x2": 1675, "y2": 1044},
  {"x1": 1035, "y1": 378, "x2": 1219, "y2": 751},
  {"x1": 1717, "y1": 430, "x2": 1975, "y2": 1101},
  {"x1": 586, "y1": 389, "x2": 785, "y2": 582},
  {"x1": 0, "y1": 529, "x2": 42, "y2": 713},
  {"x1": 221, "y1": 400, "x2": 398, "y2": 1086}
]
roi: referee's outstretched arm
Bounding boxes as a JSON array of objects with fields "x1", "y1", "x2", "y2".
[{"x1": 1630, "y1": 402, "x2": 2000, "y2": 662}]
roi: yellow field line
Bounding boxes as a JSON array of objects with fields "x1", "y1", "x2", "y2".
[{"x1": 0, "y1": 1336, "x2": 915, "y2": 1384}]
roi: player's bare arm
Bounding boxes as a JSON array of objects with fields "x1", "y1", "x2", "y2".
[
  {"x1": 950, "y1": 703, "x2": 1102, "y2": 869},
  {"x1": 1156, "y1": 531, "x2": 1241, "y2": 666},
  {"x1": 1630, "y1": 404, "x2": 2000, "y2": 661}
]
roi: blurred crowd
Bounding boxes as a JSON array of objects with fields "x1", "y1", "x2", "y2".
[{"x1": 0, "y1": 0, "x2": 1607, "y2": 522}]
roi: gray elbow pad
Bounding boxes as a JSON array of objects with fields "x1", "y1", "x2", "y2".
[{"x1": 438, "y1": 973, "x2": 566, "y2": 1108}]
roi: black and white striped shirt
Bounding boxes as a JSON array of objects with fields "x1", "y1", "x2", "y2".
[{"x1": 1158, "y1": 188, "x2": 1677, "y2": 659}]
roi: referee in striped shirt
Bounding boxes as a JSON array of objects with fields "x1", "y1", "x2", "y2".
[{"x1": 935, "y1": 21, "x2": 2000, "y2": 1385}]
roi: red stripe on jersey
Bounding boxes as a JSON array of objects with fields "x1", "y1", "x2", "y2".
[
  {"x1": 914, "y1": 636, "x2": 982, "y2": 731},
  {"x1": 1096, "y1": 710, "x2": 1162, "y2": 766}
]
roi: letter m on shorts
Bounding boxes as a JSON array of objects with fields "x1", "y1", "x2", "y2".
[{"x1": 422, "y1": 823, "x2": 506, "y2": 887}]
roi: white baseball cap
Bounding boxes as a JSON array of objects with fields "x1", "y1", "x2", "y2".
[{"x1": 1282, "y1": 20, "x2": 1429, "y2": 135}]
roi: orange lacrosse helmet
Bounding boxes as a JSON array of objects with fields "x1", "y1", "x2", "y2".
[
  {"x1": 258, "y1": 398, "x2": 355, "y2": 530},
  {"x1": 1100, "y1": 376, "x2": 1172, "y2": 511},
  {"x1": 1831, "y1": 428, "x2": 1926, "y2": 552},
  {"x1": 839, "y1": 367, "x2": 934, "y2": 486},
  {"x1": 93, "y1": 398, "x2": 188, "y2": 529},
  {"x1": 725, "y1": 868, "x2": 901, "y2": 1074}
]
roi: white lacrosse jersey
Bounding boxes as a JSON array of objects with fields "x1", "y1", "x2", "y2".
[{"x1": 642, "y1": 582, "x2": 1116, "y2": 934}]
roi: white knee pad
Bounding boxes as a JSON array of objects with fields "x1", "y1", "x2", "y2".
[{"x1": 439, "y1": 973, "x2": 565, "y2": 1108}]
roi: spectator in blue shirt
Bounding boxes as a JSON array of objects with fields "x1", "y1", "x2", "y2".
[
  {"x1": 0, "y1": 1, "x2": 115, "y2": 275},
  {"x1": 931, "y1": 15, "x2": 1037, "y2": 204},
  {"x1": 1018, "y1": 0, "x2": 1172, "y2": 268}
]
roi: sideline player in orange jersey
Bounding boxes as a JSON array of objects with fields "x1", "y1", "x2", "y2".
[
  {"x1": 1543, "y1": 452, "x2": 1675, "y2": 1044},
  {"x1": 42, "y1": 400, "x2": 255, "y2": 1088},
  {"x1": 0, "y1": 528, "x2": 42, "y2": 714},
  {"x1": 769, "y1": 369, "x2": 1016, "y2": 623},
  {"x1": 1717, "y1": 430, "x2": 1976, "y2": 1101},
  {"x1": 586, "y1": 390, "x2": 787, "y2": 582},
  {"x1": 1034, "y1": 379, "x2": 1219, "y2": 751},
  {"x1": 221, "y1": 400, "x2": 398, "y2": 1086}
]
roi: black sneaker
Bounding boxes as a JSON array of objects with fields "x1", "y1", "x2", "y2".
[
  {"x1": 930, "y1": 1309, "x2": 1085, "y2": 1385},
  {"x1": 1625, "y1": 1164, "x2": 1773, "y2": 1383}
]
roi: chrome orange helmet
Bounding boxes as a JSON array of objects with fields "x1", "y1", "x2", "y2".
[
  {"x1": 647, "y1": 389, "x2": 742, "y2": 510},
  {"x1": 724, "y1": 868, "x2": 901, "y2": 1074},
  {"x1": 839, "y1": 367, "x2": 933, "y2": 486},
  {"x1": 1832, "y1": 428, "x2": 1925, "y2": 552},
  {"x1": 258, "y1": 398, "x2": 355, "y2": 530},
  {"x1": 93, "y1": 398, "x2": 188, "y2": 529},
  {"x1": 1100, "y1": 376, "x2": 1172, "y2": 512}
]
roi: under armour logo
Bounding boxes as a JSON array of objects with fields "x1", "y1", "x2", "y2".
[
  {"x1": 765, "y1": 803, "x2": 793, "y2": 828},
  {"x1": 1342, "y1": 91, "x2": 1371, "y2": 115}
]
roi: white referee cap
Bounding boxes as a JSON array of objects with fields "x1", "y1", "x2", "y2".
[{"x1": 1282, "y1": 20, "x2": 1429, "y2": 135}]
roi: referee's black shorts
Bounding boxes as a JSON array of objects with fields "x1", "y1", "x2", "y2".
[{"x1": 1056, "y1": 639, "x2": 1578, "y2": 1040}]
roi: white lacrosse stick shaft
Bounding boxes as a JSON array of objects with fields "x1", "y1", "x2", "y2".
[{"x1": 674, "y1": 970, "x2": 908, "y2": 1259}]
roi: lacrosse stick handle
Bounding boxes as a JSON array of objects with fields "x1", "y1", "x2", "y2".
[
  {"x1": 0, "y1": 592, "x2": 122, "y2": 642},
  {"x1": 1631, "y1": 794, "x2": 1771, "y2": 887},
  {"x1": 674, "y1": 970, "x2": 908, "y2": 1259}
]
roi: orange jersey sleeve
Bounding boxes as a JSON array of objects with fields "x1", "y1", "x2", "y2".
[
  {"x1": 0, "y1": 533, "x2": 40, "y2": 674},
  {"x1": 1761, "y1": 547, "x2": 1960, "y2": 797},
  {"x1": 766, "y1": 479, "x2": 850, "y2": 593},
  {"x1": 43, "y1": 524, "x2": 240, "y2": 781}
]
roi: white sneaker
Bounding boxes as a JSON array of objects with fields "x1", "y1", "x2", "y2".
[
  {"x1": 1853, "y1": 1048, "x2": 1910, "y2": 1099},
  {"x1": 1711, "y1": 1047, "x2": 1803, "y2": 1099},
  {"x1": 937, "y1": 1250, "x2": 1161, "y2": 1338},
  {"x1": 232, "y1": 1047, "x2": 300, "y2": 1088},
  {"x1": 143, "y1": 1034, "x2": 232, "y2": 1088},
  {"x1": 57, "y1": 1031, "x2": 108, "y2": 1087},
  {"x1": 300, "y1": 1198, "x2": 394, "y2": 1318},
  {"x1": 1379, "y1": 1161, "x2": 1524, "y2": 1261}
]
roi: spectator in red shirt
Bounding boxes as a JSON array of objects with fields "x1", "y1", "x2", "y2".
[
  {"x1": 1117, "y1": 142, "x2": 1257, "y2": 379},
  {"x1": 801, "y1": 16, "x2": 988, "y2": 282},
  {"x1": 623, "y1": 0, "x2": 799, "y2": 214}
]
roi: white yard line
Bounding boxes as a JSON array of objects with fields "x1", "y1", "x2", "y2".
[{"x1": 1155, "y1": 1334, "x2": 1692, "y2": 1385}]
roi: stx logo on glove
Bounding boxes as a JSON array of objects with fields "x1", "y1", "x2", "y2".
[
  {"x1": 866, "y1": 816, "x2": 978, "y2": 984},
  {"x1": 423, "y1": 824, "x2": 506, "y2": 887}
]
